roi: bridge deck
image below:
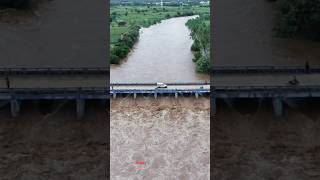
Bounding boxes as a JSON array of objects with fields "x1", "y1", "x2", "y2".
[
  {"x1": 0, "y1": 67, "x2": 108, "y2": 75},
  {"x1": 211, "y1": 66, "x2": 320, "y2": 74},
  {"x1": 0, "y1": 69, "x2": 318, "y2": 99},
  {"x1": 0, "y1": 75, "x2": 106, "y2": 88},
  {"x1": 212, "y1": 74, "x2": 320, "y2": 86}
]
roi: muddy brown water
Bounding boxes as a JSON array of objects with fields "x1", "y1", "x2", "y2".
[
  {"x1": 0, "y1": 1, "x2": 108, "y2": 179},
  {"x1": 213, "y1": 0, "x2": 320, "y2": 179},
  {"x1": 0, "y1": 100, "x2": 108, "y2": 179},
  {"x1": 111, "y1": 16, "x2": 209, "y2": 83},
  {"x1": 0, "y1": 0, "x2": 107, "y2": 68},
  {"x1": 111, "y1": 97, "x2": 210, "y2": 179},
  {"x1": 213, "y1": 99, "x2": 320, "y2": 180},
  {"x1": 214, "y1": 0, "x2": 320, "y2": 66}
]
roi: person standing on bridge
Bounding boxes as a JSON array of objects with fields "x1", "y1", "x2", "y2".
[
  {"x1": 5, "y1": 76, "x2": 10, "y2": 89},
  {"x1": 305, "y1": 61, "x2": 310, "y2": 73}
]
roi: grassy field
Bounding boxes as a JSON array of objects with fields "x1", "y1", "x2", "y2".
[{"x1": 110, "y1": 5, "x2": 209, "y2": 64}]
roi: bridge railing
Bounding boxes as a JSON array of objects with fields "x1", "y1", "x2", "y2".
[
  {"x1": 111, "y1": 82, "x2": 210, "y2": 86},
  {"x1": 211, "y1": 85, "x2": 320, "y2": 98},
  {"x1": 0, "y1": 67, "x2": 109, "y2": 75},
  {"x1": 0, "y1": 87, "x2": 109, "y2": 100},
  {"x1": 211, "y1": 85, "x2": 320, "y2": 90},
  {"x1": 211, "y1": 66, "x2": 320, "y2": 74}
]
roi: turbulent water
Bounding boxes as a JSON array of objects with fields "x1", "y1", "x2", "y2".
[
  {"x1": 111, "y1": 97, "x2": 210, "y2": 179},
  {"x1": 213, "y1": 99, "x2": 320, "y2": 180},
  {"x1": 0, "y1": 101, "x2": 108, "y2": 179},
  {"x1": 111, "y1": 16, "x2": 209, "y2": 83}
]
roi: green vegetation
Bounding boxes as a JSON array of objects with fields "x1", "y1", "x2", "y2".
[
  {"x1": 186, "y1": 14, "x2": 210, "y2": 73},
  {"x1": 274, "y1": 0, "x2": 320, "y2": 40},
  {"x1": 110, "y1": 5, "x2": 209, "y2": 64}
]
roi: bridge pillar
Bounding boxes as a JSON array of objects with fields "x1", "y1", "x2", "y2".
[
  {"x1": 10, "y1": 99, "x2": 20, "y2": 117},
  {"x1": 76, "y1": 99, "x2": 85, "y2": 120},
  {"x1": 154, "y1": 92, "x2": 157, "y2": 99},
  {"x1": 98, "y1": 99, "x2": 107, "y2": 110},
  {"x1": 195, "y1": 92, "x2": 199, "y2": 99},
  {"x1": 113, "y1": 93, "x2": 116, "y2": 99},
  {"x1": 212, "y1": 97, "x2": 216, "y2": 114},
  {"x1": 175, "y1": 92, "x2": 178, "y2": 98},
  {"x1": 0, "y1": 100, "x2": 9, "y2": 109},
  {"x1": 272, "y1": 98, "x2": 283, "y2": 117},
  {"x1": 134, "y1": 93, "x2": 137, "y2": 99}
]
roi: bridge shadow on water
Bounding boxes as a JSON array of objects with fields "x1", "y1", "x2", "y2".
[
  {"x1": 0, "y1": 99, "x2": 109, "y2": 120},
  {"x1": 213, "y1": 98, "x2": 320, "y2": 119}
]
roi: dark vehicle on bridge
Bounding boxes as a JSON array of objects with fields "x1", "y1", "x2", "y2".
[{"x1": 288, "y1": 76, "x2": 300, "y2": 86}]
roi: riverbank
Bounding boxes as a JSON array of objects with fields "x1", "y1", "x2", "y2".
[
  {"x1": 110, "y1": 5, "x2": 209, "y2": 64},
  {"x1": 186, "y1": 14, "x2": 210, "y2": 73}
]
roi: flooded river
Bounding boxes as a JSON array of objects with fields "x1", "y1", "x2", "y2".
[
  {"x1": 111, "y1": 16, "x2": 209, "y2": 83},
  {"x1": 111, "y1": 97, "x2": 210, "y2": 179},
  {"x1": 213, "y1": 0, "x2": 320, "y2": 179},
  {"x1": 110, "y1": 16, "x2": 210, "y2": 179}
]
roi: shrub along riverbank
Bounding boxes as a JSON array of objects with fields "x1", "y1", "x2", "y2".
[
  {"x1": 186, "y1": 14, "x2": 210, "y2": 73},
  {"x1": 110, "y1": 5, "x2": 209, "y2": 64},
  {"x1": 274, "y1": 0, "x2": 320, "y2": 40}
]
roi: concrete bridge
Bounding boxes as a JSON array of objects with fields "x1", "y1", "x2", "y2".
[
  {"x1": 0, "y1": 87, "x2": 108, "y2": 119},
  {"x1": 0, "y1": 67, "x2": 319, "y2": 118},
  {"x1": 211, "y1": 85, "x2": 320, "y2": 117},
  {"x1": 110, "y1": 83, "x2": 210, "y2": 99}
]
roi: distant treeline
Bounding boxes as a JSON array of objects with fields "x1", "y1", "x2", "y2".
[
  {"x1": 274, "y1": 0, "x2": 320, "y2": 40},
  {"x1": 186, "y1": 14, "x2": 210, "y2": 73},
  {"x1": 110, "y1": 0, "x2": 209, "y2": 5}
]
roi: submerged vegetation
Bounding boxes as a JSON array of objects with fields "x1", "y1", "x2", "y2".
[
  {"x1": 186, "y1": 14, "x2": 210, "y2": 73},
  {"x1": 110, "y1": 5, "x2": 209, "y2": 64},
  {"x1": 274, "y1": 0, "x2": 320, "y2": 40}
]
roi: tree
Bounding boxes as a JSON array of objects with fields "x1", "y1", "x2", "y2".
[{"x1": 275, "y1": 0, "x2": 320, "y2": 40}]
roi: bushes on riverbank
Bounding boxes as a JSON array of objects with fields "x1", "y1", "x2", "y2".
[
  {"x1": 274, "y1": 0, "x2": 320, "y2": 40},
  {"x1": 111, "y1": 25, "x2": 140, "y2": 64},
  {"x1": 110, "y1": 5, "x2": 204, "y2": 64},
  {"x1": 186, "y1": 15, "x2": 210, "y2": 73}
]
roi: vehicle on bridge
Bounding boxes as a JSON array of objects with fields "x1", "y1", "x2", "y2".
[
  {"x1": 288, "y1": 76, "x2": 300, "y2": 86},
  {"x1": 156, "y1": 82, "x2": 167, "y2": 88}
]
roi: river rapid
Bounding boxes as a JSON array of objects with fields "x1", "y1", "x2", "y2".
[{"x1": 111, "y1": 97, "x2": 210, "y2": 179}]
